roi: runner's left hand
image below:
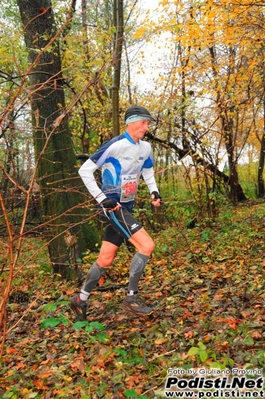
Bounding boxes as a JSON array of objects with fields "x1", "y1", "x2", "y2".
[{"x1": 150, "y1": 191, "x2": 162, "y2": 207}]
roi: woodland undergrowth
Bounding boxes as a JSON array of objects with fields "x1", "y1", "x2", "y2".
[{"x1": 0, "y1": 200, "x2": 264, "y2": 399}]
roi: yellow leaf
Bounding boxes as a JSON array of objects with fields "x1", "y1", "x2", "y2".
[
  {"x1": 64, "y1": 375, "x2": 73, "y2": 381},
  {"x1": 154, "y1": 338, "x2": 167, "y2": 345},
  {"x1": 133, "y1": 27, "x2": 147, "y2": 39}
]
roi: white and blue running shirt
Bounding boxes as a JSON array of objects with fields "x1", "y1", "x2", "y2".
[{"x1": 78, "y1": 131, "x2": 159, "y2": 209}]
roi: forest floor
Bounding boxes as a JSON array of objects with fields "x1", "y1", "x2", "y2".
[{"x1": 0, "y1": 200, "x2": 264, "y2": 399}]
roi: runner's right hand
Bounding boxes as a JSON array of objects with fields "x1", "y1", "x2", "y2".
[{"x1": 101, "y1": 198, "x2": 119, "y2": 210}]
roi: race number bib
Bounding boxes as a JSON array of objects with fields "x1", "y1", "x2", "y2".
[{"x1": 120, "y1": 174, "x2": 139, "y2": 202}]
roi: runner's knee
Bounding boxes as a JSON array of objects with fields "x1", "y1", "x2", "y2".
[
  {"x1": 97, "y1": 246, "x2": 118, "y2": 267},
  {"x1": 137, "y1": 237, "x2": 155, "y2": 256}
]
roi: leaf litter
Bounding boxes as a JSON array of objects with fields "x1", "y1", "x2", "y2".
[{"x1": 0, "y1": 201, "x2": 264, "y2": 398}]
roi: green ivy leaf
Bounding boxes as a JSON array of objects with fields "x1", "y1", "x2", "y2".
[
  {"x1": 94, "y1": 333, "x2": 108, "y2": 343},
  {"x1": 89, "y1": 321, "x2": 105, "y2": 330},
  {"x1": 42, "y1": 300, "x2": 69, "y2": 313},
  {"x1": 199, "y1": 350, "x2": 208, "y2": 362},
  {"x1": 124, "y1": 390, "x2": 139, "y2": 398},
  {"x1": 72, "y1": 321, "x2": 89, "y2": 329},
  {"x1": 198, "y1": 342, "x2": 206, "y2": 351},
  {"x1": 115, "y1": 348, "x2": 127, "y2": 358},
  {"x1": 124, "y1": 391, "x2": 148, "y2": 399},
  {"x1": 41, "y1": 317, "x2": 61, "y2": 328},
  {"x1": 187, "y1": 347, "x2": 199, "y2": 356}
]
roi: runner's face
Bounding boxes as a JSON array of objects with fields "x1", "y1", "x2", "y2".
[{"x1": 127, "y1": 120, "x2": 150, "y2": 142}]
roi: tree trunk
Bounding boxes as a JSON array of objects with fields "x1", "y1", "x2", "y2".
[
  {"x1": 112, "y1": 0, "x2": 124, "y2": 136},
  {"x1": 17, "y1": 0, "x2": 99, "y2": 278},
  {"x1": 208, "y1": 45, "x2": 247, "y2": 203},
  {"x1": 257, "y1": 99, "x2": 265, "y2": 198},
  {"x1": 222, "y1": 116, "x2": 247, "y2": 203}
]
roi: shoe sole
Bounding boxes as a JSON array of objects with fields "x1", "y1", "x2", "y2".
[{"x1": 121, "y1": 302, "x2": 154, "y2": 316}]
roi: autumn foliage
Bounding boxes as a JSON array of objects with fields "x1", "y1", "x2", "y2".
[{"x1": 0, "y1": 201, "x2": 264, "y2": 398}]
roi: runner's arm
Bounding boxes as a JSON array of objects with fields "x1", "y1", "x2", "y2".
[
  {"x1": 142, "y1": 167, "x2": 159, "y2": 194},
  {"x1": 78, "y1": 158, "x2": 106, "y2": 203}
]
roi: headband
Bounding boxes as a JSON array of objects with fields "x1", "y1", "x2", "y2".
[{"x1": 125, "y1": 115, "x2": 152, "y2": 125}]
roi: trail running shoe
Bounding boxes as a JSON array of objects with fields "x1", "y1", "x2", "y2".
[
  {"x1": 122, "y1": 294, "x2": 153, "y2": 315},
  {"x1": 70, "y1": 296, "x2": 87, "y2": 321}
]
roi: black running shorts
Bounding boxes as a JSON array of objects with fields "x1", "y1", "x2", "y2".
[{"x1": 99, "y1": 206, "x2": 142, "y2": 247}]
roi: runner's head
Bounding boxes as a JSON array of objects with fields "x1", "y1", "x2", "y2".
[{"x1": 124, "y1": 105, "x2": 155, "y2": 125}]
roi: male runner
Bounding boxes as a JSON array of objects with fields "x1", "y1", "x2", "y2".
[{"x1": 70, "y1": 105, "x2": 161, "y2": 320}]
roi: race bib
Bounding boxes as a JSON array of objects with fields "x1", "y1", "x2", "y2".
[{"x1": 120, "y1": 174, "x2": 139, "y2": 202}]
